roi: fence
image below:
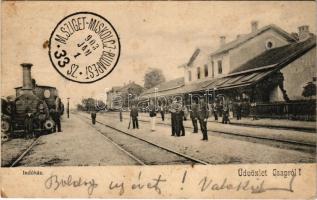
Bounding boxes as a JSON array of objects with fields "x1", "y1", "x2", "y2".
[{"x1": 255, "y1": 100, "x2": 316, "y2": 121}]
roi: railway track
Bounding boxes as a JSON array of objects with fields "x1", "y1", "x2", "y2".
[
  {"x1": 105, "y1": 112, "x2": 316, "y2": 133},
  {"x1": 9, "y1": 136, "x2": 41, "y2": 167},
  {"x1": 79, "y1": 115, "x2": 209, "y2": 165},
  {"x1": 91, "y1": 112, "x2": 316, "y2": 153}
]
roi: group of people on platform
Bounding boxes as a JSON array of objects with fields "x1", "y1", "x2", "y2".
[{"x1": 90, "y1": 98, "x2": 256, "y2": 142}]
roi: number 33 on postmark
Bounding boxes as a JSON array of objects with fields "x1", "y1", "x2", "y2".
[{"x1": 49, "y1": 12, "x2": 121, "y2": 83}]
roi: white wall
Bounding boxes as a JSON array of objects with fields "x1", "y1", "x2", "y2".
[
  {"x1": 229, "y1": 29, "x2": 291, "y2": 72},
  {"x1": 280, "y1": 47, "x2": 316, "y2": 100}
]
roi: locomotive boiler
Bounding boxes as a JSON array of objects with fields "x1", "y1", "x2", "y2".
[{"x1": 1, "y1": 63, "x2": 64, "y2": 141}]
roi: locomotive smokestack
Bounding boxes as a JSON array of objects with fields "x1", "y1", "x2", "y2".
[{"x1": 21, "y1": 63, "x2": 33, "y2": 90}]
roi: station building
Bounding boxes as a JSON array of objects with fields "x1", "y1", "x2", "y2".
[{"x1": 140, "y1": 22, "x2": 316, "y2": 119}]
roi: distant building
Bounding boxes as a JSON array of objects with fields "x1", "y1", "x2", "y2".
[
  {"x1": 106, "y1": 86, "x2": 122, "y2": 109},
  {"x1": 107, "y1": 82, "x2": 144, "y2": 109},
  {"x1": 140, "y1": 22, "x2": 316, "y2": 119}
]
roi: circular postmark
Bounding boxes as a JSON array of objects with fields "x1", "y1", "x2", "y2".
[{"x1": 49, "y1": 12, "x2": 120, "y2": 83}]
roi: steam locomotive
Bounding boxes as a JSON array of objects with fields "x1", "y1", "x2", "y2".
[{"x1": 1, "y1": 63, "x2": 64, "y2": 141}]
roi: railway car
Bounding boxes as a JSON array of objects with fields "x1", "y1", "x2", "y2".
[{"x1": 1, "y1": 63, "x2": 64, "y2": 141}]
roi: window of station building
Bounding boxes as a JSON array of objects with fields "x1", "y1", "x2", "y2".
[
  {"x1": 197, "y1": 67, "x2": 201, "y2": 79},
  {"x1": 188, "y1": 70, "x2": 192, "y2": 82},
  {"x1": 265, "y1": 40, "x2": 274, "y2": 50},
  {"x1": 218, "y1": 60, "x2": 222, "y2": 74},
  {"x1": 204, "y1": 64, "x2": 208, "y2": 77},
  {"x1": 211, "y1": 61, "x2": 214, "y2": 77}
]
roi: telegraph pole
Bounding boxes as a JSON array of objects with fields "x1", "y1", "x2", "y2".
[{"x1": 67, "y1": 97, "x2": 70, "y2": 118}]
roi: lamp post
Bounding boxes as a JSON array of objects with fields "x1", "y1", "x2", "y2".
[{"x1": 67, "y1": 97, "x2": 70, "y2": 118}]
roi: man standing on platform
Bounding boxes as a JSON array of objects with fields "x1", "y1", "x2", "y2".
[
  {"x1": 54, "y1": 96, "x2": 62, "y2": 132},
  {"x1": 198, "y1": 97, "x2": 209, "y2": 141},
  {"x1": 190, "y1": 100, "x2": 198, "y2": 133},
  {"x1": 130, "y1": 104, "x2": 139, "y2": 129},
  {"x1": 179, "y1": 104, "x2": 186, "y2": 136},
  {"x1": 236, "y1": 102, "x2": 242, "y2": 120},
  {"x1": 91, "y1": 111, "x2": 97, "y2": 125},
  {"x1": 159, "y1": 104, "x2": 165, "y2": 121},
  {"x1": 170, "y1": 101, "x2": 177, "y2": 136},
  {"x1": 212, "y1": 101, "x2": 218, "y2": 121},
  {"x1": 148, "y1": 100, "x2": 156, "y2": 131}
]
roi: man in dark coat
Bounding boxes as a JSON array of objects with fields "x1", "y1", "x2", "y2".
[
  {"x1": 222, "y1": 106, "x2": 230, "y2": 124},
  {"x1": 236, "y1": 102, "x2": 242, "y2": 120},
  {"x1": 91, "y1": 111, "x2": 97, "y2": 125},
  {"x1": 190, "y1": 101, "x2": 198, "y2": 133},
  {"x1": 198, "y1": 98, "x2": 209, "y2": 141},
  {"x1": 24, "y1": 107, "x2": 34, "y2": 138},
  {"x1": 130, "y1": 105, "x2": 139, "y2": 129},
  {"x1": 54, "y1": 97, "x2": 62, "y2": 132},
  {"x1": 179, "y1": 105, "x2": 186, "y2": 136},
  {"x1": 170, "y1": 100, "x2": 178, "y2": 136}
]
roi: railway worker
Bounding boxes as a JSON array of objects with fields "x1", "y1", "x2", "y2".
[
  {"x1": 91, "y1": 111, "x2": 97, "y2": 125},
  {"x1": 236, "y1": 101, "x2": 242, "y2": 120},
  {"x1": 198, "y1": 98, "x2": 209, "y2": 141},
  {"x1": 222, "y1": 106, "x2": 230, "y2": 124},
  {"x1": 169, "y1": 100, "x2": 177, "y2": 136},
  {"x1": 54, "y1": 97, "x2": 62, "y2": 132},
  {"x1": 119, "y1": 108, "x2": 123, "y2": 122},
  {"x1": 178, "y1": 104, "x2": 186, "y2": 136},
  {"x1": 212, "y1": 101, "x2": 218, "y2": 121},
  {"x1": 159, "y1": 104, "x2": 165, "y2": 121},
  {"x1": 190, "y1": 100, "x2": 199, "y2": 133},
  {"x1": 130, "y1": 104, "x2": 139, "y2": 129},
  {"x1": 24, "y1": 107, "x2": 34, "y2": 138},
  {"x1": 172, "y1": 100, "x2": 184, "y2": 137},
  {"x1": 38, "y1": 103, "x2": 47, "y2": 132},
  {"x1": 148, "y1": 100, "x2": 156, "y2": 131}
]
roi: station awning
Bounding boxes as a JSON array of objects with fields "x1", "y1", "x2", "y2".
[{"x1": 139, "y1": 68, "x2": 275, "y2": 99}]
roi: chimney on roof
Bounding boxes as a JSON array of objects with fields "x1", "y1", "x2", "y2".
[
  {"x1": 220, "y1": 36, "x2": 226, "y2": 46},
  {"x1": 298, "y1": 25, "x2": 310, "y2": 41},
  {"x1": 251, "y1": 21, "x2": 258, "y2": 32}
]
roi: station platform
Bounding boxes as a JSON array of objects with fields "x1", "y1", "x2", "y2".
[
  {"x1": 80, "y1": 111, "x2": 315, "y2": 164},
  {"x1": 103, "y1": 111, "x2": 316, "y2": 147},
  {"x1": 128, "y1": 112, "x2": 316, "y2": 132}
]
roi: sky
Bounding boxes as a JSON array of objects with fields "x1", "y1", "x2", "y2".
[{"x1": 1, "y1": 1, "x2": 316, "y2": 108}]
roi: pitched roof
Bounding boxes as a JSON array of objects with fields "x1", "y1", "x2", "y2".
[
  {"x1": 231, "y1": 36, "x2": 316, "y2": 74},
  {"x1": 120, "y1": 82, "x2": 143, "y2": 91},
  {"x1": 140, "y1": 77, "x2": 184, "y2": 96},
  {"x1": 210, "y1": 24, "x2": 296, "y2": 57}
]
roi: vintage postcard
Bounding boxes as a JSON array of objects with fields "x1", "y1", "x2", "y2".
[{"x1": 1, "y1": 1, "x2": 316, "y2": 198}]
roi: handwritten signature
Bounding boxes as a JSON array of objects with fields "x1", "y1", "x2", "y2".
[
  {"x1": 109, "y1": 171, "x2": 167, "y2": 195},
  {"x1": 44, "y1": 174, "x2": 98, "y2": 196},
  {"x1": 199, "y1": 175, "x2": 295, "y2": 193}
]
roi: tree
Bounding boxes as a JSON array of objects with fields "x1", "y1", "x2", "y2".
[
  {"x1": 120, "y1": 82, "x2": 144, "y2": 108},
  {"x1": 302, "y1": 82, "x2": 316, "y2": 100},
  {"x1": 144, "y1": 68, "x2": 166, "y2": 89},
  {"x1": 80, "y1": 98, "x2": 106, "y2": 111}
]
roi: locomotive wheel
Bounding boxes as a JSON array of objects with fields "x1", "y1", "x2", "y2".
[
  {"x1": 1, "y1": 120, "x2": 10, "y2": 132},
  {"x1": 1, "y1": 132, "x2": 9, "y2": 142},
  {"x1": 44, "y1": 120, "x2": 55, "y2": 130}
]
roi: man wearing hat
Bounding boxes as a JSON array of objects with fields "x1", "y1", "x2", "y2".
[
  {"x1": 198, "y1": 97, "x2": 209, "y2": 141},
  {"x1": 190, "y1": 100, "x2": 199, "y2": 133}
]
